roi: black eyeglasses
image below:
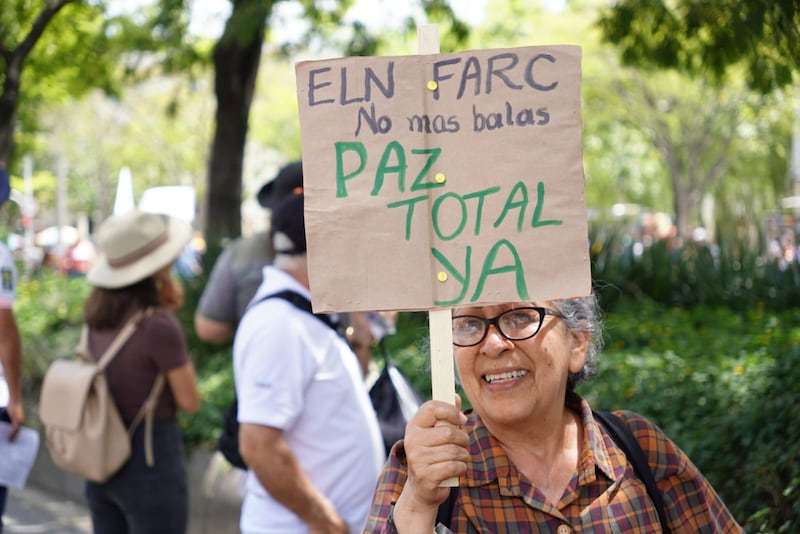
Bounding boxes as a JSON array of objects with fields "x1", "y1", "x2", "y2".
[{"x1": 452, "y1": 307, "x2": 563, "y2": 347}]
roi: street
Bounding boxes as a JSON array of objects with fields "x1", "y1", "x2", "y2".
[{"x1": 5, "y1": 485, "x2": 91, "y2": 534}]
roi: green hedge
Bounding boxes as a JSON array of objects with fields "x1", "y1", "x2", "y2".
[{"x1": 581, "y1": 299, "x2": 799, "y2": 532}]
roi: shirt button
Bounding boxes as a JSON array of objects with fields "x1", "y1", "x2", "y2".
[{"x1": 557, "y1": 525, "x2": 572, "y2": 534}]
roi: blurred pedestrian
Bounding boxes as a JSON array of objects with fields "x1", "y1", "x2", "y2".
[
  {"x1": 0, "y1": 167, "x2": 23, "y2": 534},
  {"x1": 194, "y1": 161, "x2": 303, "y2": 343},
  {"x1": 234, "y1": 191, "x2": 384, "y2": 533},
  {"x1": 83, "y1": 209, "x2": 201, "y2": 534}
]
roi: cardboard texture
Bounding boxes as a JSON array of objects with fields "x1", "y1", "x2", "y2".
[{"x1": 296, "y1": 45, "x2": 590, "y2": 312}]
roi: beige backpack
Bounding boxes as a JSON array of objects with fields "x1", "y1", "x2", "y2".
[{"x1": 39, "y1": 308, "x2": 165, "y2": 483}]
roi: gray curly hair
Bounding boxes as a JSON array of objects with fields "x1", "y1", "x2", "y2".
[{"x1": 551, "y1": 293, "x2": 604, "y2": 390}]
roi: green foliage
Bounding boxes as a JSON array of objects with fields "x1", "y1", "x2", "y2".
[
  {"x1": 590, "y1": 226, "x2": 800, "y2": 313},
  {"x1": 596, "y1": 0, "x2": 800, "y2": 93},
  {"x1": 13, "y1": 270, "x2": 87, "y2": 395},
  {"x1": 581, "y1": 299, "x2": 800, "y2": 532}
]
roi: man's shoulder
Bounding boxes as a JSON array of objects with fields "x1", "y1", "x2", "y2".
[{"x1": 230, "y1": 233, "x2": 271, "y2": 268}]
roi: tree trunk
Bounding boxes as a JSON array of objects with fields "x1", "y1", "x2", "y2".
[
  {"x1": 203, "y1": 0, "x2": 268, "y2": 263},
  {"x1": 0, "y1": 56, "x2": 22, "y2": 168}
]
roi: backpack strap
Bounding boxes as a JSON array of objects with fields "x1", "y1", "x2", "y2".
[
  {"x1": 435, "y1": 485, "x2": 458, "y2": 529},
  {"x1": 93, "y1": 308, "x2": 151, "y2": 370},
  {"x1": 593, "y1": 410, "x2": 671, "y2": 533},
  {"x1": 129, "y1": 374, "x2": 166, "y2": 467},
  {"x1": 250, "y1": 289, "x2": 338, "y2": 331}
]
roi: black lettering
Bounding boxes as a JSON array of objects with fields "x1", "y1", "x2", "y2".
[
  {"x1": 308, "y1": 67, "x2": 334, "y2": 106},
  {"x1": 487, "y1": 53, "x2": 523, "y2": 94}
]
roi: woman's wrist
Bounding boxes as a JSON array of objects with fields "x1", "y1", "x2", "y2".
[{"x1": 389, "y1": 494, "x2": 443, "y2": 534}]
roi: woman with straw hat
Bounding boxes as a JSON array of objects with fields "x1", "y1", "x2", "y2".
[{"x1": 83, "y1": 210, "x2": 201, "y2": 534}]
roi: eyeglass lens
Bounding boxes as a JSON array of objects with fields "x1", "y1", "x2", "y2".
[{"x1": 452, "y1": 307, "x2": 545, "y2": 347}]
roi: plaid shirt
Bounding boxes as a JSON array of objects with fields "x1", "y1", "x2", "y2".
[{"x1": 363, "y1": 392, "x2": 742, "y2": 533}]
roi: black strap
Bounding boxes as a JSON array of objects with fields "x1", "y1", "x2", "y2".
[
  {"x1": 435, "y1": 412, "x2": 671, "y2": 532},
  {"x1": 435, "y1": 486, "x2": 457, "y2": 529},
  {"x1": 593, "y1": 410, "x2": 671, "y2": 533},
  {"x1": 250, "y1": 289, "x2": 338, "y2": 331}
]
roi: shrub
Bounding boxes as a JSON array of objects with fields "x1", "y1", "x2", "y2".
[{"x1": 582, "y1": 298, "x2": 800, "y2": 532}]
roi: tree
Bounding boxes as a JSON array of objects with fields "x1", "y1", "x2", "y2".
[
  {"x1": 0, "y1": 0, "x2": 78, "y2": 168},
  {"x1": 1, "y1": 0, "x2": 200, "y2": 173},
  {"x1": 596, "y1": 0, "x2": 799, "y2": 94}
]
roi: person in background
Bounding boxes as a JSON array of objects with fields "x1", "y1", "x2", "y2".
[
  {"x1": 364, "y1": 295, "x2": 743, "y2": 533},
  {"x1": 234, "y1": 191, "x2": 384, "y2": 533},
  {"x1": 0, "y1": 167, "x2": 23, "y2": 534},
  {"x1": 194, "y1": 161, "x2": 303, "y2": 343},
  {"x1": 83, "y1": 209, "x2": 201, "y2": 534}
]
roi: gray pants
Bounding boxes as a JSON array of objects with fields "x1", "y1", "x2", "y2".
[{"x1": 84, "y1": 421, "x2": 188, "y2": 534}]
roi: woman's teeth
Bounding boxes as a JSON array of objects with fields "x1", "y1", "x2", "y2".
[{"x1": 484, "y1": 370, "x2": 528, "y2": 384}]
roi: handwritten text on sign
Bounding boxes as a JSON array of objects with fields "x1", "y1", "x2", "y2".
[{"x1": 296, "y1": 45, "x2": 590, "y2": 313}]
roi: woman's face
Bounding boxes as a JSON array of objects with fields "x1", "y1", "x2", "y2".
[{"x1": 453, "y1": 302, "x2": 588, "y2": 427}]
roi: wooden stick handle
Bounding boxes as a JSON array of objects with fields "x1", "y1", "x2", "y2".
[{"x1": 419, "y1": 25, "x2": 458, "y2": 488}]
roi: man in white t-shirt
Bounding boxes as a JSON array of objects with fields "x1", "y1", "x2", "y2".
[
  {"x1": 0, "y1": 167, "x2": 23, "y2": 533},
  {"x1": 233, "y1": 190, "x2": 384, "y2": 533}
]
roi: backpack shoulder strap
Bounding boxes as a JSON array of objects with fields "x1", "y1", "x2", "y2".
[
  {"x1": 593, "y1": 410, "x2": 671, "y2": 533},
  {"x1": 435, "y1": 486, "x2": 458, "y2": 529},
  {"x1": 94, "y1": 308, "x2": 150, "y2": 370},
  {"x1": 250, "y1": 289, "x2": 338, "y2": 331},
  {"x1": 129, "y1": 374, "x2": 166, "y2": 467}
]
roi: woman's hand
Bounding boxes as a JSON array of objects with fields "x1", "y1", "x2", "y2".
[{"x1": 393, "y1": 396, "x2": 470, "y2": 532}]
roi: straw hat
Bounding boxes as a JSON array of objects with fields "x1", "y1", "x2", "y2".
[{"x1": 87, "y1": 210, "x2": 192, "y2": 289}]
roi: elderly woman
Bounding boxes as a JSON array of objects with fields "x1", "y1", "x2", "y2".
[{"x1": 363, "y1": 297, "x2": 743, "y2": 533}]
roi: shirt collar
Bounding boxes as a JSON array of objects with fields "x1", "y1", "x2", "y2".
[{"x1": 459, "y1": 392, "x2": 619, "y2": 488}]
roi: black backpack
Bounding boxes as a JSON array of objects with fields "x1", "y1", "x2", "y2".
[
  {"x1": 434, "y1": 410, "x2": 671, "y2": 533},
  {"x1": 368, "y1": 341, "x2": 423, "y2": 455}
]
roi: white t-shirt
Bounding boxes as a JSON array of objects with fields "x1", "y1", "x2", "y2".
[
  {"x1": 0, "y1": 242, "x2": 17, "y2": 407},
  {"x1": 233, "y1": 266, "x2": 385, "y2": 534}
]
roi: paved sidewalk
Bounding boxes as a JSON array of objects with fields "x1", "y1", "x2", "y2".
[
  {"x1": 5, "y1": 484, "x2": 91, "y2": 534},
  {"x1": 8, "y1": 446, "x2": 242, "y2": 534}
]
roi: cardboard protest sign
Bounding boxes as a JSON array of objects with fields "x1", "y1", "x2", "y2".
[{"x1": 296, "y1": 44, "x2": 590, "y2": 313}]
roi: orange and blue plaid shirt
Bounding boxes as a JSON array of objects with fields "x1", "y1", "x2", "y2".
[{"x1": 363, "y1": 392, "x2": 743, "y2": 533}]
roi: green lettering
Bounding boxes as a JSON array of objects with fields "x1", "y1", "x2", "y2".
[
  {"x1": 335, "y1": 142, "x2": 367, "y2": 198},
  {"x1": 373, "y1": 140, "x2": 407, "y2": 195},
  {"x1": 432, "y1": 247, "x2": 471, "y2": 307},
  {"x1": 463, "y1": 186, "x2": 501, "y2": 235},
  {"x1": 387, "y1": 195, "x2": 428, "y2": 240},
  {"x1": 432, "y1": 192, "x2": 467, "y2": 241},
  {"x1": 470, "y1": 239, "x2": 529, "y2": 302},
  {"x1": 409, "y1": 148, "x2": 444, "y2": 191},
  {"x1": 493, "y1": 181, "x2": 528, "y2": 231},
  {"x1": 531, "y1": 181, "x2": 561, "y2": 227}
]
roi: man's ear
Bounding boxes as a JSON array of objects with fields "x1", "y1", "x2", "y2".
[{"x1": 568, "y1": 330, "x2": 590, "y2": 374}]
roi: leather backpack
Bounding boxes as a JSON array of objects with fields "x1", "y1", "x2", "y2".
[{"x1": 39, "y1": 308, "x2": 165, "y2": 483}]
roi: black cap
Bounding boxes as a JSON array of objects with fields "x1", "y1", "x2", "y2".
[
  {"x1": 270, "y1": 192, "x2": 306, "y2": 255},
  {"x1": 257, "y1": 161, "x2": 303, "y2": 208}
]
